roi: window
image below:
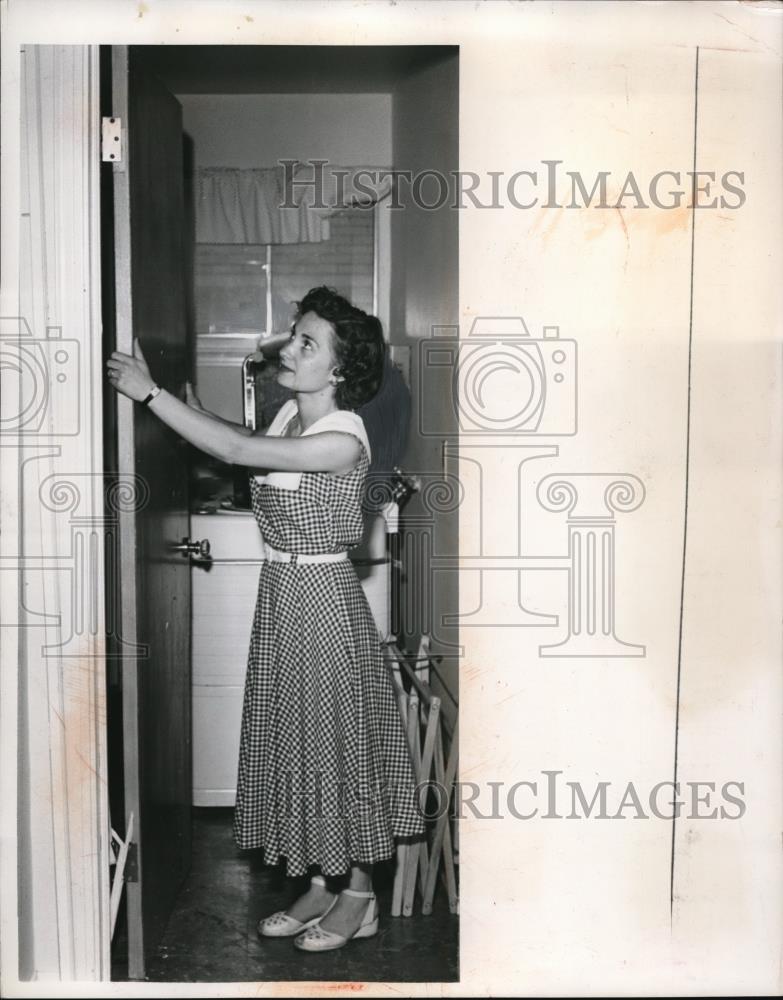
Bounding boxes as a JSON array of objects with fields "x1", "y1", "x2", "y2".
[{"x1": 194, "y1": 208, "x2": 375, "y2": 370}]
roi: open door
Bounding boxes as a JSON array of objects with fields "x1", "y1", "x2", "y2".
[{"x1": 110, "y1": 46, "x2": 192, "y2": 978}]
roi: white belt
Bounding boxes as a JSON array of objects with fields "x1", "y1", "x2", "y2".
[{"x1": 262, "y1": 542, "x2": 349, "y2": 565}]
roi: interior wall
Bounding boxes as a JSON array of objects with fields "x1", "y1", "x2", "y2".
[
  {"x1": 178, "y1": 93, "x2": 392, "y2": 169},
  {"x1": 390, "y1": 53, "x2": 459, "y2": 722},
  {"x1": 15, "y1": 44, "x2": 109, "y2": 981}
]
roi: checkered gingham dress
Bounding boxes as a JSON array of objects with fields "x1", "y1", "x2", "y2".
[{"x1": 232, "y1": 400, "x2": 424, "y2": 876}]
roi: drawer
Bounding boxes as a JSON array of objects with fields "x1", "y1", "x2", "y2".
[{"x1": 191, "y1": 511, "x2": 265, "y2": 561}]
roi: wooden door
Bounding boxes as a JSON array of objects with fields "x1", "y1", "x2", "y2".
[{"x1": 111, "y1": 46, "x2": 192, "y2": 979}]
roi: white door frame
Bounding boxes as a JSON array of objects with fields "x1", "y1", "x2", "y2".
[{"x1": 0, "y1": 44, "x2": 110, "y2": 982}]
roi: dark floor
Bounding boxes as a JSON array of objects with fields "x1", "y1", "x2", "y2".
[{"x1": 113, "y1": 808, "x2": 459, "y2": 984}]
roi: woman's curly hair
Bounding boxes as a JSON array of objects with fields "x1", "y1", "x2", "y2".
[{"x1": 296, "y1": 285, "x2": 386, "y2": 411}]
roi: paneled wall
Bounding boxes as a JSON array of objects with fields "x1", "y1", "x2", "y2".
[{"x1": 13, "y1": 45, "x2": 109, "y2": 981}]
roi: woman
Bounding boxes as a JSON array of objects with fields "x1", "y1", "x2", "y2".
[{"x1": 107, "y1": 285, "x2": 423, "y2": 952}]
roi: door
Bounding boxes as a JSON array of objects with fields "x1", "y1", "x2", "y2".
[{"x1": 111, "y1": 46, "x2": 192, "y2": 978}]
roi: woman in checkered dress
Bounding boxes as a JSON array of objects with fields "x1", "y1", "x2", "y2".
[{"x1": 107, "y1": 285, "x2": 423, "y2": 952}]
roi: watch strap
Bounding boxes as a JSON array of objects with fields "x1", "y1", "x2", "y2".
[{"x1": 142, "y1": 384, "x2": 161, "y2": 406}]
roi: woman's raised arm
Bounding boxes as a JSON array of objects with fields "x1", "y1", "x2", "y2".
[
  {"x1": 150, "y1": 388, "x2": 360, "y2": 471},
  {"x1": 106, "y1": 342, "x2": 360, "y2": 474}
]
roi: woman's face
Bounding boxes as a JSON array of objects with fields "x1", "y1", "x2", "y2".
[{"x1": 277, "y1": 310, "x2": 341, "y2": 396}]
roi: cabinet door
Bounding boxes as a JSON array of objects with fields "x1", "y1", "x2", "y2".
[{"x1": 191, "y1": 554, "x2": 259, "y2": 806}]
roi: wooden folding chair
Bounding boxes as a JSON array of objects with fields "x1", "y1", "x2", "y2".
[{"x1": 386, "y1": 636, "x2": 459, "y2": 917}]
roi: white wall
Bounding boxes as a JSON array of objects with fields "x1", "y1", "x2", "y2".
[
  {"x1": 455, "y1": 21, "x2": 782, "y2": 1000},
  {"x1": 11, "y1": 44, "x2": 109, "y2": 981}
]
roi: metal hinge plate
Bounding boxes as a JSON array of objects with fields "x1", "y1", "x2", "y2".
[{"x1": 102, "y1": 116, "x2": 123, "y2": 163}]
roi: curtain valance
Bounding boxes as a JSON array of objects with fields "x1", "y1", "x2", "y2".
[{"x1": 194, "y1": 163, "x2": 392, "y2": 244}]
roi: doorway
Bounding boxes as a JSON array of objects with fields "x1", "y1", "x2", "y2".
[{"x1": 103, "y1": 43, "x2": 459, "y2": 983}]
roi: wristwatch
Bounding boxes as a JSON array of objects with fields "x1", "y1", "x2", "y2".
[{"x1": 142, "y1": 384, "x2": 161, "y2": 406}]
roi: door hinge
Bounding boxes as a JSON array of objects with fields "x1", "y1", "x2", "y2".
[
  {"x1": 102, "y1": 116, "x2": 123, "y2": 163},
  {"x1": 125, "y1": 841, "x2": 139, "y2": 882}
]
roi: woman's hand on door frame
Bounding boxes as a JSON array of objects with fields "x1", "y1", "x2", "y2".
[{"x1": 106, "y1": 338, "x2": 156, "y2": 402}]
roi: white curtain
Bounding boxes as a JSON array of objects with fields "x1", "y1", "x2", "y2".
[{"x1": 194, "y1": 162, "x2": 393, "y2": 244}]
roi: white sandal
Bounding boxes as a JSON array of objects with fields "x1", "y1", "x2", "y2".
[
  {"x1": 294, "y1": 888, "x2": 378, "y2": 952},
  {"x1": 257, "y1": 876, "x2": 336, "y2": 938}
]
